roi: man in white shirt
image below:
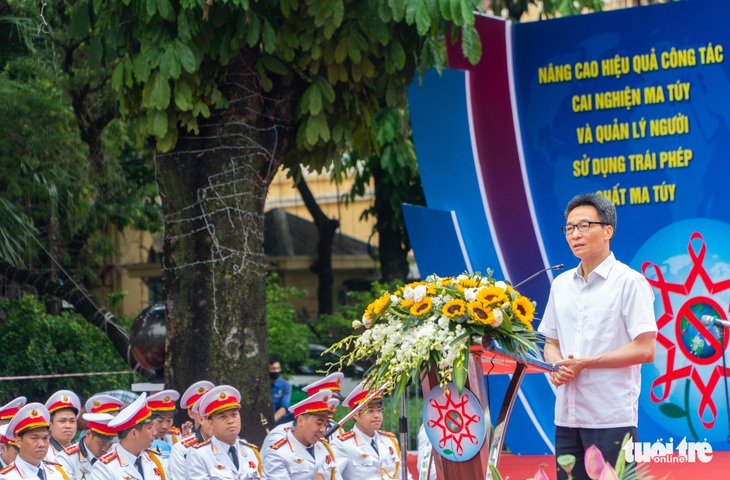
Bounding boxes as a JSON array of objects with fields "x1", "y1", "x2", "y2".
[
  {"x1": 56, "y1": 413, "x2": 116, "y2": 480},
  {"x1": 185, "y1": 385, "x2": 263, "y2": 480},
  {"x1": 330, "y1": 381, "x2": 410, "y2": 480},
  {"x1": 0, "y1": 403, "x2": 69, "y2": 480},
  {"x1": 264, "y1": 390, "x2": 342, "y2": 480},
  {"x1": 539, "y1": 193, "x2": 657, "y2": 480},
  {"x1": 88, "y1": 393, "x2": 164, "y2": 480}
]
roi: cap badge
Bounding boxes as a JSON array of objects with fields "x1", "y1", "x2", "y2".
[
  {"x1": 218, "y1": 392, "x2": 228, "y2": 401},
  {"x1": 197, "y1": 387, "x2": 206, "y2": 393},
  {"x1": 30, "y1": 409, "x2": 40, "y2": 419},
  {"x1": 163, "y1": 396, "x2": 171, "y2": 403},
  {"x1": 61, "y1": 395, "x2": 70, "y2": 403}
]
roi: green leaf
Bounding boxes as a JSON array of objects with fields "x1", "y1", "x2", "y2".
[
  {"x1": 157, "y1": 0, "x2": 175, "y2": 20},
  {"x1": 175, "y1": 41, "x2": 197, "y2": 73},
  {"x1": 658, "y1": 403, "x2": 686, "y2": 419},
  {"x1": 173, "y1": 79, "x2": 193, "y2": 110},
  {"x1": 461, "y1": 25, "x2": 482, "y2": 65},
  {"x1": 150, "y1": 72, "x2": 171, "y2": 109},
  {"x1": 146, "y1": 0, "x2": 158, "y2": 18},
  {"x1": 443, "y1": 448, "x2": 454, "y2": 456},
  {"x1": 304, "y1": 84, "x2": 322, "y2": 115},
  {"x1": 178, "y1": 11, "x2": 191, "y2": 41},
  {"x1": 314, "y1": 77, "x2": 335, "y2": 103},
  {"x1": 68, "y1": 1, "x2": 90, "y2": 39},
  {"x1": 388, "y1": 0, "x2": 405, "y2": 21},
  {"x1": 88, "y1": 36, "x2": 103, "y2": 67},
  {"x1": 262, "y1": 20, "x2": 278, "y2": 54},
  {"x1": 156, "y1": 121, "x2": 178, "y2": 152},
  {"x1": 247, "y1": 15, "x2": 261, "y2": 47},
  {"x1": 452, "y1": 345, "x2": 468, "y2": 393},
  {"x1": 415, "y1": 1, "x2": 431, "y2": 36},
  {"x1": 160, "y1": 47, "x2": 181, "y2": 79},
  {"x1": 151, "y1": 110, "x2": 168, "y2": 137},
  {"x1": 111, "y1": 62, "x2": 124, "y2": 91},
  {"x1": 260, "y1": 55, "x2": 288, "y2": 76}
]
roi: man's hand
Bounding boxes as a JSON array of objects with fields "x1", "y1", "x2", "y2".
[{"x1": 549, "y1": 363, "x2": 576, "y2": 386}]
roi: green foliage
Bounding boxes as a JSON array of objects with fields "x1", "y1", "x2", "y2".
[
  {"x1": 489, "y1": 0, "x2": 603, "y2": 21},
  {"x1": 88, "y1": 0, "x2": 483, "y2": 155},
  {"x1": 0, "y1": 296, "x2": 138, "y2": 402},
  {"x1": 266, "y1": 274, "x2": 315, "y2": 375}
]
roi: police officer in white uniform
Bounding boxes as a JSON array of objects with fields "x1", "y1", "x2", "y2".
[
  {"x1": 330, "y1": 381, "x2": 411, "y2": 480},
  {"x1": 167, "y1": 381, "x2": 214, "y2": 480},
  {"x1": 88, "y1": 393, "x2": 165, "y2": 480},
  {"x1": 0, "y1": 398, "x2": 27, "y2": 427},
  {"x1": 264, "y1": 390, "x2": 342, "y2": 480},
  {"x1": 44, "y1": 391, "x2": 81, "y2": 462},
  {"x1": 260, "y1": 373, "x2": 344, "y2": 460},
  {"x1": 184, "y1": 385, "x2": 262, "y2": 480},
  {"x1": 0, "y1": 403, "x2": 69, "y2": 480},
  {"x1": 55, "y1": 414, "x2": 116, "y2": 480}
]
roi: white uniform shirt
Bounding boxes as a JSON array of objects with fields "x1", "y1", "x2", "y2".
[
  {"x1": 263, "y1": 430, "x2": 341, "y2": 480},
  {"x1": 330, "y1": 426, "x2": 410, "y2": 480},
  {"x1": 88, "y1": 444, "x2": 165, "y2": 480},
  {"x1": 167, "y1": 435, "x2": 199, "y2": 480},
  {"x1": 416, "y1": 425, "x2": 436, "y2": 480},
  {"x1": 538, "y1": 253, "x2": 657, "y2": 428},
  {"x1": 0, "y1": 455, "x2": 68, "y2": 480},
  {"x1": 259, "y1": 423, "x2": 291, "y2": 463},
  {"x1": 55, "y1": 442, "x2": 96, "y2": 480},
  {"x1": 185, "y1": 436, "x2": 262, "y2": 480}
]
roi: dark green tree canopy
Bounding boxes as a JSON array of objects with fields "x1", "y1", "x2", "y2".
[{"x1": 82, "y1": 0, "x2": 482, "y2": 159}]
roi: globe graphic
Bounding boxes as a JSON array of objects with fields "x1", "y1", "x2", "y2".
[
  {"x1": 631, "y1": 218, "x2": 730, "y2": 447},
  {"x1": 678, "y1": 302, "x2": 722, "y2": 361}
]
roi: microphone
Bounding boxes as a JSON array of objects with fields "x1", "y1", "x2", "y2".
[
  {"x1": 513, "y1": 264, "x2": 565, "y2": 289},
  {"x1": 701, "y1": 315, "x2": 730, "y2": 329}
]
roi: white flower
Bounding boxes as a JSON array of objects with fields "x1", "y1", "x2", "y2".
[
  {"x1": 464, "y1": 288, "x2": 478, "y2": 302},
  {"x1": 495, "y1": 281, "x2": 508, "y2": 289},
  {"x1": 492, "y1": 309, "x2": 504, "y2": 328},
  {"x1": 390, "y1": 295, "x2": 399, "y2": 306},
  {"x1": 404, "y1": 284, "x2": 427, "y2": 302},
  {"x1": 352, "y1": 319, "x2": 363, "y2": 329}
]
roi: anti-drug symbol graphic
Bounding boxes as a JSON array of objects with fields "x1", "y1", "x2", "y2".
[
  {"x1": 423, "y1": 383, "x2": 487, "y2": 462},
  {"x1": 643, "y1": 232, "x2": 730, "y2": 430}
]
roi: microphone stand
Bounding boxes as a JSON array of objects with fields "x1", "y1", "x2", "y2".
[
  {"x1": 323, "y1": 381, "x2": 392, "y2": 439},
  {"x1": 400, "y1": 392, "x2": 408, "y2": 480},
  {"x1": 513, "y1": 264, "x2": 564, "y2": 289},
  {"x1": 719, "y1": 326, "x2": 730, "y2": 443}
]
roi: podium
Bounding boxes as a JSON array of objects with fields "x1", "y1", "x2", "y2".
[{"x1": 421, "y1": 342, "x2": 557, "y2": 480}]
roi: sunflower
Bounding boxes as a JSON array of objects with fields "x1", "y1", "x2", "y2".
[
  {"x1": 467, "y1": 301, "x2": 494, "y2": 325},
  {"x1": 512, "y1": 296, "x2": 536, "y2": 326},
  {"x1": 442, "y1": 299, "x2": 467, "y2": 318},
  {"x1": 456, "y1": 278, "x2": 480, "y2": 293},
  {"x1": 410, "y1": 297, "x2": 433, "y2": 317},
  {"x1": 476, "y1": 285, "x2": 508, "y2": 306},
  {"x1": 372, "y1": 293, "x2": 391, "y2": 315},
  {"x1": 399, "y1": 298, "x2": 414, "y2": 309}
]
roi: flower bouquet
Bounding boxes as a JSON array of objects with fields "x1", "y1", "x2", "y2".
[{"x1": 330, "y1": 271, "x2": 545, "y2": 396}]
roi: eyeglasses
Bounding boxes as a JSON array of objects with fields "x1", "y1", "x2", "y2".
[{"x1": 561, "y1": 221, "x2": 608, "y2": 235}]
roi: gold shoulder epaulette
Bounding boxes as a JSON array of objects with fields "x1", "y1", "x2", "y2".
[
  {"x1": 181, "y1": 436, "x2": 199, "y2": 447},
  {"x1": 377, "y1": 430, "x2": 396, "y2": 438},
  {"x1": 270, "y1": 438, "x2": 287, "y2": 450},
  {"x1": 169, "y1": 426, "x2": 181, "y2": 435},
  {"x1": 99, "y1": 452, "x2": 118, "y2": 464},
  {"x1": 0, "y1": 464, "x2": 14, "y2": 475},
  {"x1": 62, "y1": 444, "x2": 80, "y2": 455},
  {"x1": 193, "y1": 439, "x2": 211, "y2": 449},
  {"x1": 337, "y1": 431, "x2": 356, "y2": 442},
  {"x1": 239, "y1": 439, "x2": 259, "y2": 451}
]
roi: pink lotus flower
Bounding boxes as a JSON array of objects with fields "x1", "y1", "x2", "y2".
[
  {"x1": 584, "y1": 445, "x2": 605, "y2": 480},
  {"x1": 598, "y1": 464, "x2": 619, "y2": 480},
  {"x1": 533, "y1": 466, "x2": 551, "y2": 480}
]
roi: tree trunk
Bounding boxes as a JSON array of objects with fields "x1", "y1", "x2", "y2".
[
  {"x1": 372, "y1": 163, "x2": 411, "y2": 282},
  {"x1": 156, "y1": 53, "x2": 296, "y2": 445},
  {"x1": 295, "y1": 167, "x2": 339, "y2": 316}
]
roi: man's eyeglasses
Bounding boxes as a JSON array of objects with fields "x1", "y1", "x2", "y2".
[{"x1": 561, "y1": 221, "x2": 608, "y2": 235}]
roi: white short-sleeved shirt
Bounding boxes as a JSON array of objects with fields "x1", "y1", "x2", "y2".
[{"x1": 538, "y1": 253, "x2": 657, "y2": 428}]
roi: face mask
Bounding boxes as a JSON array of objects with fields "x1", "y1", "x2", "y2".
[{"x1": 269, "y1": 371, "x2": 280, "y2": 381}]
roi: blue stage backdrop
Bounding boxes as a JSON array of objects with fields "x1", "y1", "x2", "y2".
[{"x1": 407, "y1": 0, "x2": 730, "y2": 453}]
